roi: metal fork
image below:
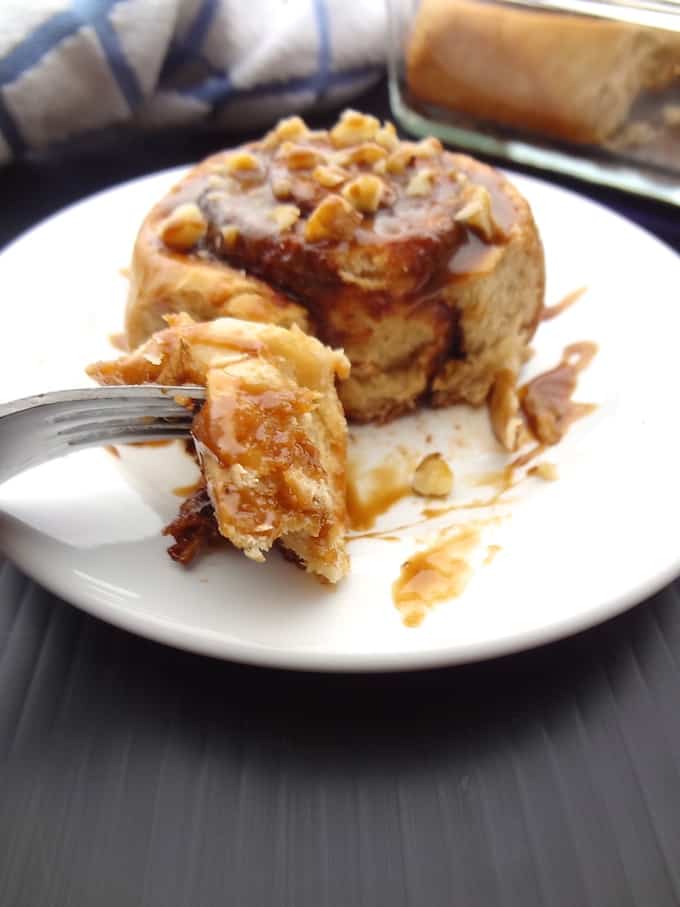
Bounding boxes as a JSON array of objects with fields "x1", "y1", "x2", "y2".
[{"x1": 0, "y1": 385, "x2": 206, "y2": 486}]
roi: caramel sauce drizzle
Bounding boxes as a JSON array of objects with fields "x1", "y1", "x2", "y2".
[
  {"x1": 519, "y1": 342, "x2": 598, "y2": 445},
  {"x1": 387, "y1": 340, "x2": 598, "y2": 625},
  {"x1": 541, "y1": 286, "x2": 587, "y2": 322},
  {"x1": 392, "y1": 526, "x2": 481, "y2": 627},
  {"x1": 192, "y1": 373, "x2": 323, "y2": 535},
  {"x1": 173, "y1": 478, "x2": 203, "y2": 498},
  {"x1": 346, "y1": 457, "x2": 413, "y2": 531}
]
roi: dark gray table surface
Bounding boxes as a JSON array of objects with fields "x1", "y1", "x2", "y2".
[{"x1": 2, "y1": 82, "x2": 680, "y2": 907}]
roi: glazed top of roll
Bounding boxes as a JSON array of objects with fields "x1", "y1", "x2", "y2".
[{"x1": 151, "y1": 110, "x2": 518, "y2": 302}]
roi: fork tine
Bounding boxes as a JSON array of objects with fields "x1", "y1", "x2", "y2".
[
  {"x1": 50, "y1": 400, "x2": 196, "y2": 422},
  {"x1": 64, "y1": 422, "x2": 195, "y2": 449},
  {"x1": 57, "y1": 414, "x2": 195, "y2": 439}
]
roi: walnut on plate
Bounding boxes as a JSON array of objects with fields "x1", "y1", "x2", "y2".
[{"x1": 412, "y1": 453, "x2": 454, "y2": 497}]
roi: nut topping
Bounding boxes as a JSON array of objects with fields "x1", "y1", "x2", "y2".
[
  {"x1": 330, "y1": 110, "x2": 380, "y2": 148},
  {"x1": 277, "y1": 142, "x2": 325, "y2": 170},
  {"x1": 304, "y1": 194, "x2": 362, "y2": 242},
  {"x1": 412, "y1": 453, "x2": 454, "y2": 497},
  {"x1": 342, "y1": 174, "x2": 384, "y2": 213},
  {"x1": 415, "y1": 137, "x2": 443, "y2": 156},
  {"x1": 455, "y1": 185, "x2": 500, "y2": 242},
  {"x1": 261, "y1": 115, "x2": 309, "y2": 148},
  {"x1": 334, "y1": 143, "x2": 387, "y2": 167},
  {"x1": 313, "y1": 165, "x2": 349, "y2": 188},
  {"x1": 272, "y1": 177, "x2": 293, "y2": 200},
  {"x1": 159, "y1": 203, "x2": 207, "y2": 251},
  {"x1": 386, "y1": 144, "x2": 417, "y2": 174},
  {"x1": 374, "y1": 122, "x2": 399, "y2": 151},
  {"x1": 386, "y1": 138, "x2": 442, "y2": 174},
  {"x1": 406, "y1": 168, "x2": 435, "y2": 197},
  {"x1": 223, "y1": 151, "x2": 260, "y2": 173}
]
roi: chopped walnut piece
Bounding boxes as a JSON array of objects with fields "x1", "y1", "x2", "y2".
[
  {"x1": 223, "y1": 151, "x2": 260, "y2": 173},
  {"x1": 386, "y1": 144, "x2": 417, "y2": 174},
  {"x1": 262, "y1": 115, "x2": 309, "y2": 148},
  {"x1": 528, "y1": 462, "x2": 559, "y2": 482},
  {"x1": 278, "y1": 142, "x2": 325, "y2": 170},
  {"x1": 406, "y1": 169, "x2": 435, "y2": 197},
  {"x1": 416, "y1": 137, "x2": 443, "y2": 156},
  {"x1": 159, "y1": 202, "x2": 207, "y2": 251},
  {"x1": 455, "y1": 185, "x2": 500, "y2": 242},
  {"x1": 272, "y1": 177, "x2": 293, "y2": 200},
  {"x1": 489, "y1": 369, "x2": 526, "y2": 452},
  {"x1": 334, "y1": 143, "x2": 388, "y2": 167},
  {"x1": 304, "y1": 194, "x2": 362, "y2": 242},
  {"x1": 269, "y1": 204, "x2": 300, "y2": 231},
  {"x1": 375, "y1": 122, "x2": 399, "y2": 151},
  {"x1": 386, "y1": 138, "x2": 442, "y2": 174},
  {"x1": 342, "y1": 175, "x2": 384, "y2": 213},
  {"x1": 313, "y1": 165, "x2": 349, "y2": 188},
  {"x1": 305, "y1": 129, "x2": 330, "y2": 142},
  {"x1": 412, "y1": 453, "x2": 454, "y2": 497},
  {"x1": 330, "y1": 110, "x2": 380, "y2": 147}
]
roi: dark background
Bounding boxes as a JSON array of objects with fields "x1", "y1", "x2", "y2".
[{"x1": 2, "y1": 81, "x2": 680, "y2": 907}]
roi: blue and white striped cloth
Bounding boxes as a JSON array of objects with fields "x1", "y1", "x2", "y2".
[{"x1": 0, "y1": 0, "x2": 386, "y2": 165}]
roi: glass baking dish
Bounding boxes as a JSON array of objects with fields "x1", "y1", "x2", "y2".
[{"x1": 387, "y1": 0, "x2": 680, "y2": 205}]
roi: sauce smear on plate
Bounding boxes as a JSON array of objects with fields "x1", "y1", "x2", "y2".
[
  {"x1": 520, "y1": 342, "x2": 597, "y2": 444},
  {"x1": 392, "y1": 526, "x2": 481, "y2": 627}
]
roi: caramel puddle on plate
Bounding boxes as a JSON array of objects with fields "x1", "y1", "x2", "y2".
[
  {"x1": 350, "y1": 463, "x2": 519, "y2": 543},
  {"x1": 346, "y1": 449, "x2": 417, "y2": 531},
  {"x1": 393, "y1": 525, "x2": 483, "y2": 627},
  {"x1": 520, "y1": 342, "x2": 598, "y2": 445},
  {"x1": 387, "y1": 442, "x2": 558, "y2": 627}
]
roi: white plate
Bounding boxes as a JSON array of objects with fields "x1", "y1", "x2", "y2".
[{"x1": 1, "y1": 168, "x2": 679, "y2": 671}]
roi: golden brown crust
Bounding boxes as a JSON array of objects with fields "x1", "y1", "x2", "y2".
[
  {"x1": 407, "y1": 0, "x2": 680, "y2": 146},
  {"x1": 125, "y1": 110, "x2": 545, "y2": 426}
]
